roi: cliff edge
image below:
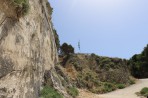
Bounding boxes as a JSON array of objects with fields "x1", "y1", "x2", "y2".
[{"x1": 0, "y1": 0, "x2": 70, "y2": 98}]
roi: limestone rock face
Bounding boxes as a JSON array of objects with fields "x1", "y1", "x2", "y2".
[{"x1": 0, "y1": 0, "x2": 69, "y2": 98}]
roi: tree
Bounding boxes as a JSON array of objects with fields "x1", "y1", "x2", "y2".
[
  {"x1": 130, "y1": 44, "x2": 148, "y2": 78},
  {"x1": 60, "y1": 43, "x2": 74, "y2": 55}
]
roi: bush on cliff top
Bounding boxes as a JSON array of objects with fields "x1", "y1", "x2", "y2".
[
  {"x1": 11, "y1": 0, "x2": 29, "y2": 16},
  {"x1": 46, "y1": 2, "x2": 53, "y2": 16}
]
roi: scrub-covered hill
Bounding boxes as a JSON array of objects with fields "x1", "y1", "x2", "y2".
[{"x1": 59, "y1": 53, "x2": 135, "y2": 94}]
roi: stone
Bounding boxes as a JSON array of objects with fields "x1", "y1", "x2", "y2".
[{"x1": 0, "y1": 0, "x2": 71, "y2": 98}]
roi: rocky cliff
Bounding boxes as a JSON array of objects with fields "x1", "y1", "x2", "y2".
[{"x1": 0, "y1": 0, "x2": 70, "y2": 98}]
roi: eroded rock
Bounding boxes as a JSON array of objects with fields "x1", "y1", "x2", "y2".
[{"x1": 0, "y1": 0, "x2": 70, "y2": 98}]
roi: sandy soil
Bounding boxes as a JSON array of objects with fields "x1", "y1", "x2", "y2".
[
  {"x1": 77, "y1": 89, "x2": 100, "y2": 98},
  {"x1": 77, "y1": 79, "x2": 148, "y2": 98}
]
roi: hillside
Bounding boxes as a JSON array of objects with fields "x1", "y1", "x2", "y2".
[
  {"x1": 59, "y1": 53, "x2": 135, "y2": 94},
  {"x1": 130, "y1": 44, "x2": 148, "y2": 78},
  {"x1": 0, "y1": 0, "x2": 147, "y2": 98}
]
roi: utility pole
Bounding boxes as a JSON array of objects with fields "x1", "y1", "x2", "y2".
[{"x1": 78, "y1": 40, "x2": 81, "y2": 52}]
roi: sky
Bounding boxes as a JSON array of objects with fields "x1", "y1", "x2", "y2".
[{"x1": 48, "y1": 0, "x2": 148, "y2": 59}]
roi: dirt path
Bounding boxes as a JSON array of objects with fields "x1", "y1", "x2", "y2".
[
  {"x1": 77, "y1": 89, "x2": 99, "y2": 98},
  {"x1": 77, "y1": 79, "x2": 148, "y2": 98}
]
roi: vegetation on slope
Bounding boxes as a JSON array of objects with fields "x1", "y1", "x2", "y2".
[
  {"x1": 40, "y1": 86, "x2": 64, "y2": 98},
  {"x1": 116, "y1": 84, "x2": 126, "y2": 89},
  {"x1": 45, "y1": 1, "x2": 148, "y2": 97},
  {"x1": 130, "y1": 44, "x2": 148, "y2": 78},
  {"x1": 11, "y1": 0, "x2": 29, "y2": 17},
  {"x1": 67, "y1": 86, "x2": 79, "y2": 98},
  {"x1": 42, "y1": 2, "x2": 78, "y2": 98},
  {"x1": 59, "y1": 53, "x2": 135, "y2": 94},
  {"x1": 54, "y1": 65, "x2": 79, "y2": 98}
]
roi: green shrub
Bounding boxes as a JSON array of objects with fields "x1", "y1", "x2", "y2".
[
  {"x1": 73, "y1": 63, "x2": 83, "y2": 71},
  {"x1": 11, "y1": 0, "x2": 30, "y2": 16},
  {"x1": 140, "y1": 87, "x2": 148, "y2": 97},
  {"x1": 60, "y1": 43, "x2": 75, "y2": 55},
  {"x1": 40, "y1": 86, "x2": 63, "y2": 98},
  {"x1": 103, "y1": 82, "x2": 116, "y2": 92},
  {"x1": 90, "y1": 82, "x2": 116, "y2": 94},
  {"x1": 116, "y1": 84, "x2": 125, "y2": 89},
  {"x1": 67, "y1": 87, "x2": 79, "y2": 98}
]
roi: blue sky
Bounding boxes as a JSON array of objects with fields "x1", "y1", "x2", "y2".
[{"x1": 49, "y1": 0, "x2": 148, "y2": 59}]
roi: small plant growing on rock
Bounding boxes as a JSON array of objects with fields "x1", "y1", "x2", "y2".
[
  {"x1": 11, "y1": 0, "x2": 30, "y2": 17},
  {"x1": 46, "y1": 2, "x2": 53, "y2": 16}
]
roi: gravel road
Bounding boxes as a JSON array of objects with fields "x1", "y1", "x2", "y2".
[{"x1": 77, "y1": 79, "x2": 148, "y2": 98}]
